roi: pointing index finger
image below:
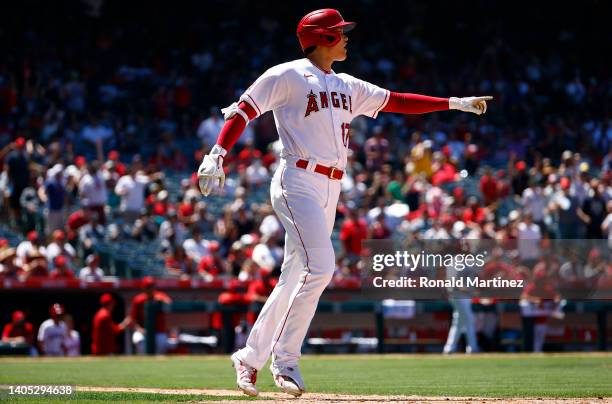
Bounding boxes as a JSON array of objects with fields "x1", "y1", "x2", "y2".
[{"x1": 477, "y1": 96, "x2": 493, "y2": 101}]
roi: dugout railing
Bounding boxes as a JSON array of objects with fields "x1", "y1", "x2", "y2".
[{"x1": 143, "y1": 300, "x2": 612, "y2": 355}]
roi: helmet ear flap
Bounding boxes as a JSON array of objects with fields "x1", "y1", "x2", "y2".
[
  {"x1": 317, "y1": 31, "x2": 338, "y2": 45},
  {"x1": 297, "y1": 9, "x2": 353, "y2": 51}
]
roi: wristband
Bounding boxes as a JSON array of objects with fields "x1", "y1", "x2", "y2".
[
  {"x1": 210, "y1": 144, "x2": 228, "y2": 157},
  {"x1": 448, "y1": 97, "x2": 461, "y2": 110}
]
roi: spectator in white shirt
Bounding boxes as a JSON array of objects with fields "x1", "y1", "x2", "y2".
[
  {"x1": 521, "y1": 183, "x2": 547, "y2": 226},
  {"x1": 16, "y1": 231, "x2": 46, "y2": 267},
  {"x1": 251, "y1": 234, "x2": 283, "y2": 273},
  {"x1": 79, "y1": 161, "x2": 108, "y2": 224},
  {"x1": 39, "y1": 164, "x2": 67, "y2": 236},
  {"x1": 423, "y1": 218, "x2": 451, "y2": 240},
  {"x1": 245, "y1": 159, "x2": 269, "y2": 187},
  {"x1": 197, "y1": 108, "x2": 224, "y2": 148},
  {"x1": 517, "y1": 212, "x2": 542, "y2": 266},
  {"x1": 259, "y1": 208, "x2": 282, "y2": 240},
  {"x1": 549, "y1": 177, "x2": 582, "y2": 239},
  {"x1": 79, "y1": 255, "x2": 105, "y2": 281},
  {"x1": 45, "y1": 230, "x2": 76, "y2": 267},
  {"x1": 182, "y1": 228, "x2": 209, "y2": 263},
  {"x1": 82, "y1": 115, "x2": 113, "y2": 145},
  {"x1": 114, "y1": 166, "x2": 149, "y2": 223}
]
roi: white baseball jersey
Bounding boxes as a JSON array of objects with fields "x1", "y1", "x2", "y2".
[
  {"x1": 64, "y1": 329, "x2": 81, "y2": 356},
  {"x1": 37, "y1": 319, "x2": 67, "y2": 356},
  {"x1": 240, "y1": 58, "x2": 389, "y2": 170}
]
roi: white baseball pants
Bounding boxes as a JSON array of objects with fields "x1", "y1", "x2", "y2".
[
  {"x1": 533, "y1": 323, "x2": 547, "y2": 352},
  {"x1": 235, "y1": 159, "x2": 341, "y2": 369},
  {"x1": 443, "y1": 298, "x2": 479, "y2": 354}
]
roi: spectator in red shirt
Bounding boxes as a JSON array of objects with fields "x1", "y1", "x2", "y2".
[
  {"x1": 2, "y1": 310, "x2": 34, "y2": 347},
  {"x1": 368, "y1": 212, "x2": 391, "y2": 239},
  {"x1": 245, "y1": 268, "x2": 276, "y2": 325},
  {"x1": 123, "y1": 276, "x2": 172, "y2": 354},
  {"x1": 462, "y1": 196, "x2": 487, "y2": 224},
  {"x1": 165, "y1": 245, "x2": 196, "y2": 278},
  {"x1": 479, "y1": 168, "x2": 498, "y2": 206},
  {"x1": 198, "y1": 240, "x2": 225, "y2": 279},
  {"x1": 496, "y1": 169, "x2": 511, "y2": 199},
  {"x1": 150, "y1": 190, "x2": 170, "y2": 217},
  {"x1": 261, "y1": 146, "x2": 277, "y2": 169},
  {"x1": 49, "y1": 256, "x2": 74, "y2": 279},
  {"x1": 236, "y1": 140, "x2": 262, "y2": 167},
  {"x1": 246, "y1": 268, "x2": 276, "y2": 305},
  {"x1": 91, "y1": 294, "x2": 127, "y2": 355},
  {"x1": 339, "y1": 208, "x2": 368, "y2": 259},
  {"x1": 431, "y1": 152, "x2": 458, "y2": 186},
  {"x1": 66, "y1": 208, "x2": 90, "y2": 240},
  {"x1": 452, "y1": 186, "x2": 466, "y2": 206},
  {"x1": 107, "y1": 150, "x2": 126, "y2": 176},
  {"x1": 482, "y1": 248, "x2": 513, "y2": 280},
  {"x1": 177, "y1": 197, "x2": 197, "y2": 225}
]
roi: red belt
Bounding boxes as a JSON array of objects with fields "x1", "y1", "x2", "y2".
[{"x1": 295, "y1": 159, "x2": 344, "y2": 180}]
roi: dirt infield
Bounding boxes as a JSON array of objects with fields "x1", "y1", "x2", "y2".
[{"x1": 77, "y1": 386, "x2": 611, "y2": 403}]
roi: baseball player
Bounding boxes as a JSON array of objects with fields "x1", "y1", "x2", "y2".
[
  {"x1": 37, "y1": 303, "x2": 67, "y2": 356},
  {"x1": 443, "y1": 240, "x2": 480, "y2": 354},
  {"x1": 123, "y1": 276, "x2": 173, "y2": 354},
  {"x1": 198, "y1": 9, "x2": 491, "y2": 397}
]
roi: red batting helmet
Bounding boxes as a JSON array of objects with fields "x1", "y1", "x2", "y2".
[
  {"x1": 99, "y1": 293, "x2": 114, "y2": 306},
  {"x1": 12, "y1": 310, "x2": 25, "y2": 323},
  {"x1": 297, "y1": 9, "x2": 356, "y2": 51},
  {"x1": 49, "y1": 303, "x2": 65, "y2": 317}
]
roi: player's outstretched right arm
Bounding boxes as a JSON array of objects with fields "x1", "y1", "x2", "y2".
[
  {"x1": 197, "y1": 101, "x2": 257, "y2": 196},
  {"x1": 380, "y1": 92, "x2": 492, "y2": 115}
]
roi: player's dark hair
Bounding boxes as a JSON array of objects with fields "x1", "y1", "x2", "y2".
[{"x1": 303, "y1": 46, "x2": 316, "y2": 56}]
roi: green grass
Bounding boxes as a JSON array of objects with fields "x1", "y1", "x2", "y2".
[{"x1": 0, "y1": 354, "x2": 610, "y2": 399}]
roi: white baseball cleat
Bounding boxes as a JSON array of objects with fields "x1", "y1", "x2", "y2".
[
  {"x1": 270, "y1": 362, "x2": 306, "y2": 398},
  {"x1": 231, "y1": 352, "x2": 258, "y2": 397}
]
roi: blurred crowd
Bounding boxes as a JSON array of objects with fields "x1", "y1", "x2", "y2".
[{"x1": 1, "y1": 0, "x2": 611, "y2": 290}]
